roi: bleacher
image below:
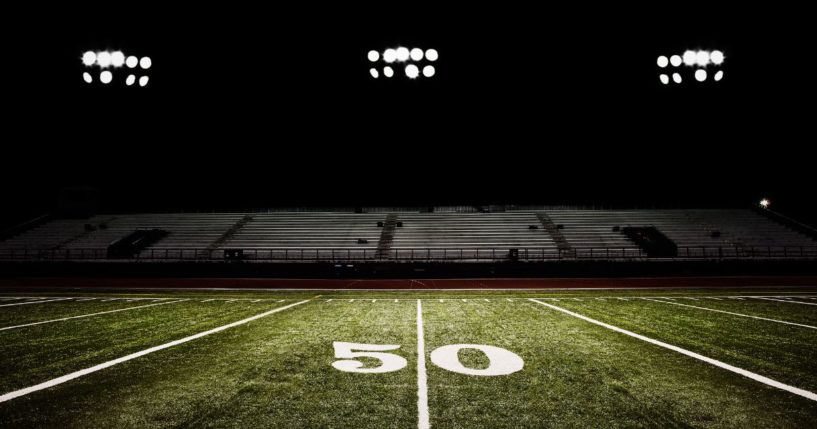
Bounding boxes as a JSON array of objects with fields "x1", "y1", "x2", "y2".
[{"x1": 0, "y1": 208, "x2": 815, "y2": 262}]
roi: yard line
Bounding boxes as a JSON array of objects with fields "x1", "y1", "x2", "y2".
[
  {"x1": 326, "y1": 299, "x2": 333, "y2": 302},
  {"x1": 0, "y1": 298, "x2": 72, "y2": 308},
  {"x1": 251, "y1": 299, "x2": 261, "y2": 303},
  {"x1": 757, "y1": 298, "x2": 817, "y2": 306},
  {"x1": 644, "y1": 299, "x2": 817, "y2": 330},
  {"x1": 529, "y1": 299, "x2": 817, "y2": 402},
  {"x1": 506, "y1": 298, "x2": 513, "y2": 302},
  {"x1": 484, "y1": 299, "x2": 490, "y2": 302},
  {"x1": 0, "y1": 299, "x2": 312, "y2": 404},
  {"x1": 0, "y1": 300, "x2": 190, "y2": 332},
  {"x1": 416, "y1": 300, "x2": 430, "y2": 429}
]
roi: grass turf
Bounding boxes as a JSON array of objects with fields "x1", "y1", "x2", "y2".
[{"x1": 0, "y1": 288, "x2": 816, "y2": 428}]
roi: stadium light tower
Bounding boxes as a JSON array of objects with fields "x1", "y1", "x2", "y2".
[
  {"x1": 657, "y1": 49, "x2": 725, "y2": 85},
  {"x1": 368, "y1": 46, "x2": 438, "y2": 80},
  {"x1": 759, "y1": 198, "x2": 770, "y2": 209},
  {"x1": 81, "y1": 50, "x2": 152, "y2": 87}
]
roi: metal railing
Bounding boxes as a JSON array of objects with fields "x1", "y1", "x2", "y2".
[{"x1": 2, "y1": 245, "x2": 817, "y2": 263}]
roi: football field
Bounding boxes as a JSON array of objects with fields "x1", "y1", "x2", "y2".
[{"x1": 1, "y1": 287, "x2": 817, "y2": 428}]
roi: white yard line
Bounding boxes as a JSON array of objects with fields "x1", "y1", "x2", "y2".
[
  {"x1": 416, "y1": 300, "x2": 430, "y2": 429},
  {"x1": 0, "y1": 298, "x2": 72, "y2": 308},
  {"x1": 0, "y1": 299, "x2": 312, "y2": 404},
  {"x1": 529, "y1": 299, "x2": 817, "y2": 402},
  {"x1": 644, "y1": 299, "x2": 817, "y2": 330},
  {"x1": 756, "y1": 297, "x2": 817, "y2": 306},
  {"x1": 0, "y1": 299, "x2": 190, "y2": 332}
]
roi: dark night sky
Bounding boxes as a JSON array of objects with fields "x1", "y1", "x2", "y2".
[{"x1": 1, "y1": 4, "x2": 814, "y2": 222}]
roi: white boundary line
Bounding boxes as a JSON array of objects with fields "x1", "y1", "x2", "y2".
[
  {"x1": 0, "y1": 299, "x2": 190, "y2": 332},
  {"x1": 417, "y1": 300, "x2": 430, "y2": 429},
  {"x1": 644, "y1": 299, "x2": 817, "y2": 330},
  {"x1": 756, "y1": 297, "x2": 817, "y2": 306},
  {"x1": 0, "y1": 298, "x2": 72, "y2": 308},
  {"x1": 528, "y1": 298, "x2": 817, "y2": 402},
  {"x1": 0, "y1": 299, "x2": 311, "y2": 403}
]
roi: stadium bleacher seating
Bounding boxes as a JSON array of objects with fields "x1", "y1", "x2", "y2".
[{"x1": 0, "y1": 208, "x2": 814, "y2": 262}]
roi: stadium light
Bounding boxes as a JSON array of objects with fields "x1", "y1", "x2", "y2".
[
  {"x1": 111, "y1": 51, "x2": 125, "y2": 67},
  {"x1": 383, "y1": 49, "x2": 397, "y2": 63},
  {"x1": 97, "y1": 51, "x2": 112, "y2": 68},
  {"x1": 659, "y1": 74, "x2": 669, "y2": 85},
  {"x1": 695, "y1": 51, "x2": 710, "y2": 66},
  {"x1": 672, "y1": 73, "x2": 682, "y2": 84},
  {"x1": 759, "y1": 198, "x2": 770, "y2": 209},
  {"x1": 682, "y1": 50, "x2": 696, "y2": 66},
  {"x1": 695, "y1": 69, "x2": 707, "y2": 82},
  {"x1": 82, "y1": 51, "x2": 97, "y2": 66},
  {"x1": 82, "y1": 72, "x2": 93, "y2": 84},
  {"x1": 126, "y1": 56, "x2": 138, "y2": 68},
  {"x1": 669, "y1": 55, "x2": 682, "y2": 67},
  {"x1": 425, "y1": 49, "x2": 438, "y2": 62},
  {"x1": 100, "y1": 71, "x2": 113, "y2": 84},
  {"x1": 396, "y1": 47, "x2": 410, "y2": 62},
  {"x1": 423, "y1": 65, "x2": 436, "y2": 78},
  {"x1": 405, "y1": 64, "x2": 419, "y2": 79},
  {"x1": 369, "y1": 68, "x2": 379, "y2": 79},
  {"x1": 139, "y1": 76, "x2": 149, "y2": 87},
  {"x1": 383, "y1": 66, "x2": 394, "y2": 78},
  {"x1": 714, "y1": 70, "x2": 724, "y2": 81},
  {"x1": 711, "y1": 50, "x2": 725, "y2": 65},
  {"x1": 367, "y1": 50, "x2": 380, "y2": 62},
  {"x1": 657, "y1": 56, "x2": 669, "y2": 68},
  {"x1": 410, "y1": 48, "x2": 424, "y2": 62},
  {"x1": 139, "y1": 57, "x2": 152, "y2": 70},
  {"x1": 125, "y1": 74, "x2": 136, "y2": 86}
]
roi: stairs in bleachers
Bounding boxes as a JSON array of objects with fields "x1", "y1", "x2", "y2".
[
  {"x1": 376, "y1": 214, "x2": 400, "y2": 259},
  {"x1": 208, "y1": 215, "x2": 254, "y2": 250},
  {"x1": 535, "y1": 212, "x2": 572, "y2": 252}
]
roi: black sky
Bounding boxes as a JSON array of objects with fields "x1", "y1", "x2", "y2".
[{"x1": 2, "y1": 4, "x2": 814, "y2": 221}]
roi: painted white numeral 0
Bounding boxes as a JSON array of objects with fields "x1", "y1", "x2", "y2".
[
  {"x1": 332, "y1": 342, "x2": 408, "y2": 373},
  {"x1": 430, "y1": 344, "x2": 524, "y2": 376}
]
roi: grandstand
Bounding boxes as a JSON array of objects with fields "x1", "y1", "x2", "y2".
[{"x1": 1, "y1": 207, "x2": 815, "y2": 263}]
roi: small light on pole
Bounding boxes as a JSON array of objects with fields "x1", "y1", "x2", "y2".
[{"x1": 759, "y1": 199, "x2": 770, "y2": 209}]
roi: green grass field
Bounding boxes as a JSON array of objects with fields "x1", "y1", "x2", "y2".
[{"x1": 1, "y1": 287, "x2": 817, "y2": 428}]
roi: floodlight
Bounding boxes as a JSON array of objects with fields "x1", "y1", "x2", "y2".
[
  {"x1": 659, "y1": 74, "x2": 669, "y2": 85},
  {"x1": 383, "y1": 66, "x2": 394, "y2": 78},
  {"x1": 657, "y1": 56, "x2": 669, "y2": 68},
  {"x1": 369, "y1": 68, "x2": 379, "y2": 79},
  {"x1": 696, "y1": 51, "x2": 710, "y2": 66},
  {"x1": 126, "y1": 75, "x2": 136, "y2": 86},
  {"x1": 126, "y1": 56, "x2": 138, "y2": 68},
  {"x1": 82, "y1": 72, "x2": 93, "y2": 83},
  {"x1": 139, "y1": 76, "x2": 149, "y2": 87},
  {"x1": 111, "y1": 51, "x2": 125, "y2": 67},
  {"x1": 97, "y1": 51, "x2": 112, "y2": 68},
  {"x1": 405, "y1": 64, "x2": 419, "y2": 79},
  {"x1": 682, "y1": 50, "x2": 696, "y2": 66},
  {"x1": 140, "y1": 57, "x2": 152, "y2": 70},
  {"x1": 714, "y1": 70, "x2": 724, "y2": 81},
  {"x1": 410, "y1": 48, "x2": 424, "y2": 61},
  {"x1": 367, "y1": 50, "x2": 379, "y2": 62},
  {"x1": 100, "y1": 71, "x2": 112, "y2": 84},
  {"x1": 670, "y1": 55, "x2": 682, "y2": 67},
  {"x1": 425, "y1": 49, "x2": 438, "y2": 61},
  {"x1": 710, "y1": 50, "x2": 725, "y2": 65},
  {"x1": 383, "y1": 49, "x2": 397, "y2": 63},
  {"x1": 82, "y1": 51, "x2": 97, "y2": 66},
  {"x1": 672, "y1": 73, "x2": 682, "y2": 84},
  {"x1": 695, "y1": 69, "x2": 707, "y2": 82},
  {"x1": 423, "y1": 65, "x2": 436, "y2": 78},
  {"x1": 396, "y1": 47, "x2": 410, "y2": 62}
]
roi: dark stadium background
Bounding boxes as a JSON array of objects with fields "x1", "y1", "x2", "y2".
[{"x1": 2, "y1": 4, "x2": 814, "y2": 225}]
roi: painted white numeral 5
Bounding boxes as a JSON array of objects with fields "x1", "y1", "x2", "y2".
[
  {"x1": 430, "y1": 344, "x2": 524, "y2": 376},
  {"x1": 332, "y1": 341, "x2": 409, "y2": 374}
]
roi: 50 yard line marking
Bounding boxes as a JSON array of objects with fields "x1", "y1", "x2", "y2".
[
  {"x1": 529, "y1": 299, "x2": 817, "y2": 402},
  {"x1": 0, "y1": 299, "x2": 190, "y2": 332},
  {"x1": 0, "y1": 299, "x2": 312, "y2": 403},
  {"x1": 417, "y1": 300, "x2": 430, "y2": 429}
]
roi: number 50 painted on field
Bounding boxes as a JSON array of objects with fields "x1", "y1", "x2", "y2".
[{"x1": 332, "y1": 342, "x2": 524, "y2": 376}]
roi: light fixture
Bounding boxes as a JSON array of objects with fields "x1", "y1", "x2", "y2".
[
  {"x1": 369, "y1": 68, "x2": 379, "y2": 79},
  {"x1": 759, "y1": 199, "x2": 770, "y2": 209},
  {"x1": 410, "y1": 48, "x2": 424, "y2": 61},
  {"x1": 659, "y1": 74, "x2": 669, "y2": 85},
  {"x1": 670, "y1": 55, "x2": 682, "y2": 67},
  {"x1": 367, "y1": 50, "x2": 379, "y2": 62},
  {"x1": 710, "y1": 50, "x2": 725, "y2": 65},
  {"x1": 383, "y1": 66, "x2": 394, "y2": 78},
  {"x1": 126, "y1": 56, "x2": 138, "y2": 68},
  {"x1": 422, "y1": 65, "x2": 436, "y2": 78},
  {"x1": 111, "y1": 51, "x2": 125, "y2": 67},
  {"x1": 396, "y1": 47, "x2": 410, "y2": 62},
  {"x1": 682, "y1": 50, "x2": 696, "y2": 66},
  {"x1": 672, "y1": 73, "x2": 682, "y2": 84},
  {"x1": 126, "y1": 75, "x2": 136, "y2": 86},
  {"x1": 139, "y1": 57, "x2": 152, "y2": 70},
  {"x1": 405, "y1": 64, "x2": 419, "y2": 79},
  {"x1": 714, "y1": 70, "x2": 724, "y2": 81},
  {"x1": 425, "y1": 49, "x2": 438, "y2": 61},
  {"x1": 82, "y1": 72, "x2": 93, "y2": 84},
  {"x1": 82, "y1": 51, "x2": 97, "y2": 66},
  {"x1": 657, "y1": 56, "x2": 669, "y2": 68},
  {"x1": 383, "y1": 49, "x2": 397, "y2": 63},
  {"x1": 139, "y1": 76, "x2": 149, "y2": 87},
  {"x1": 695, "y1": 69, "x2": 707, "y2": 82},
  {"x1": 100, "y1": 71, "x2": 113, "y2": 84},
  {"x1": 97, "y1": 51, "x2": 112, "y2": 68}
]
